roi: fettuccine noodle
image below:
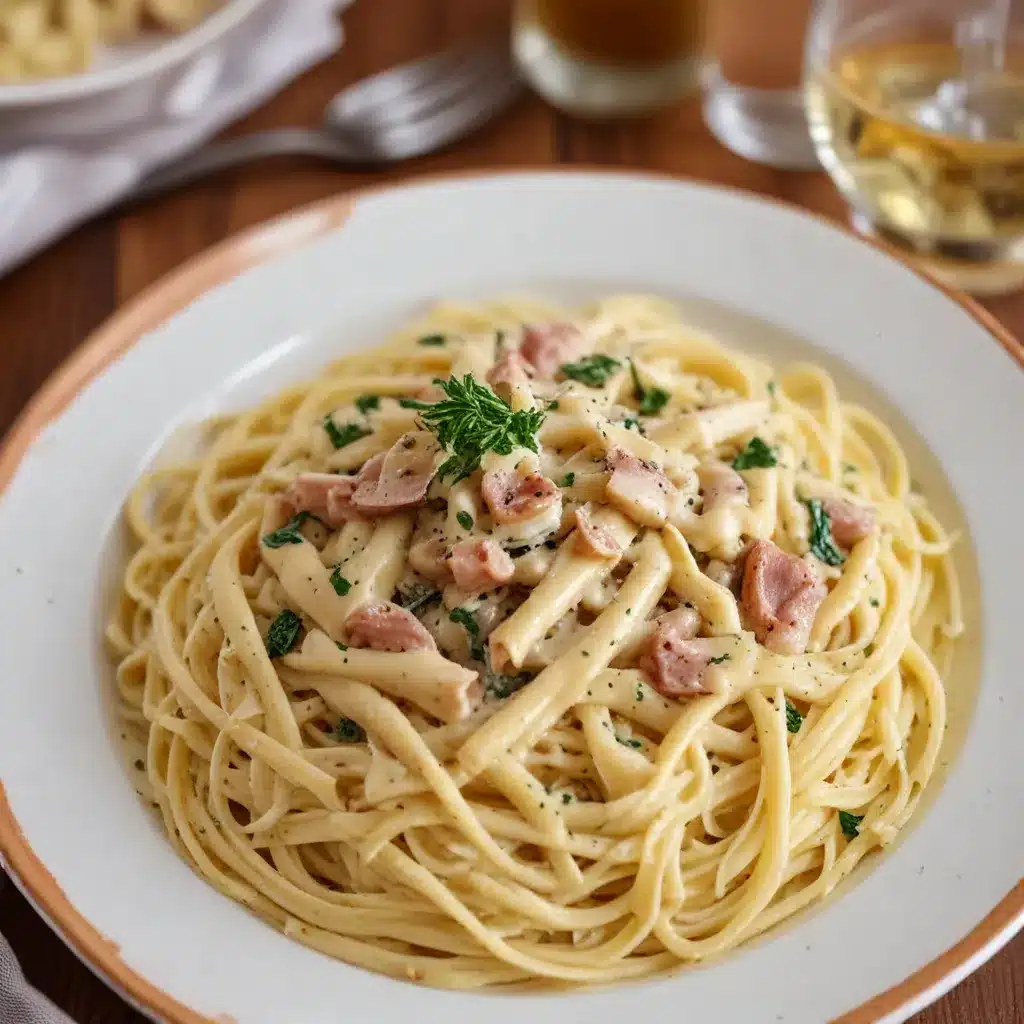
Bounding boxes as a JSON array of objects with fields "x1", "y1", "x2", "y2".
[{"x1": 106, "y1": 296, "x2": 960, "y2": 989}]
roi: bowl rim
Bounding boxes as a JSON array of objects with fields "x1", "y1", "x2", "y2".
[
  {"x1": 0, "y1": 0, "x2": 268, "y2": 107},
  {"x1": 0, "y1": 168, "x2": 1020, "y2": 1024}
]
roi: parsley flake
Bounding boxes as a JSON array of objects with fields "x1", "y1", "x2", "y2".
[
  {"x1": 732, "y1": 436, "x2": 778, "y2": 470},
  {"x1": 804, "y1": 498, "x2": 846, "y2": 566},
  {"x1": 355, "y1": 394, "x2": 380, "y2": 415},
  {"x1": 839, "y1": 810, "x2": 864, "y2": 838},
  {"x1": 324, "y1": 416, "x2": 370, "y2": 450},
  {"x1": 450, "y1": 606, "x2": 485, "y2": 662},
  {"x1": 329, "y1": 566, "x2": 352, "y2": 596},
  {"x1": 418, "y1": 334, "x2": 446, "y2": 347},
  {"x1": 560, "y1": 354, "x2": 621, "y2": 387},
  {"x1": 786, "y1": 698, "x2": 803, "y2": 734},
  {"x1": 262, "y1": 511, "x2": 316, "y2": 548},
  {"x1": 629, "y1": 358, "x2": 670, "y2": 415},
  {"x1": 396, "y1": 583, "x2": 442, "y2": 615},
  {"x1": 456, "y1": 510, "x2": 474, "y2": 532},
  {"x1": 623, "y1": 416, "x2": 646, "y2": 435},
  {"x1": 708, "y1": 653, "x2": 731, "y2": 665},
  {"x1": 266, "y1": 610, "x2": 302, "y2": 658},
  {"x1": 559, "y1": 472, "x2": 575, "y2": 487}
]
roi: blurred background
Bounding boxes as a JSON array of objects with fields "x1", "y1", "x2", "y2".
[{"x1": 0, "y1": 1, "x2": 1021, "y2": 1021}]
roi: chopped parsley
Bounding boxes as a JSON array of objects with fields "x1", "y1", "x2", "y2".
[
  {"x1": 355, "y1": 394, "x2": 380, "y2": 415},
  {"x1": 560, "y1": 354, "x2": 621, "y2": 388},
  {"x1": 401, "y1": 374, "x2": 545, "y2": 483},
  {"x1": 561, "y1": 792, "x2": 573, "y2": 805},
  {"x1": 635, "y1": 682, "x2": 645, "y2": 702},
  {"x1": 396, "y1": 583, "x2": 442, "y2": 615},
  {"x1": 732, "y1": 436, "x2": 778, "y2": 470},
  {"x1": 324, "y1": 416, "x2": 370, "y2": 450},
  {"x1": 842, "y1": 462, "x2": 858, "y2": 473},
  {"x1": 786, "y1": 698, "x2": 803, "y2": 734},
  {"x1": 547, "y1": 400, "x2": 560, "y2": 411},
  {"x1": 708, "y1": 653, "x2": 731, "y2": 665},
  {"x1": 336, "y1": 642, "x2": 348, "y2": 651},
  {"x1": 629, "y1": 358, "x2": 670, "y2": 415},
  {"x1": 456, "y1": 510, "x2": 474, "y2": 532},
  {"x1": 262, "y1": 511, "x2": 317, "y2": 548},
  {"x1": 559, "y1": 472, "x2": 575, "y2": 488},
  {"x1": 617, "y1": 735, "x2": 643, "y2": 750},
  {"x1": 418, "y1": 334, "x2": 446, "y2": 346},
  {"x1": 335, "y1": 717, "x2": 365, "y2": 743},
  {"x1": 329, "y1": 566, "x2": 352, "y2": 596},
  {"x1": 767, "y1": 380, "x2": 777, "y2": 397},
  {"x1": 484, "y1": 665, "x2": 532, "y2": 700},
  {"x1": 865, "y1": 643, "x2": 876, "y2": 656},
  {"x1": 839, "y1": 810, "x2": 864, "y2": 839},
  {"x1": 804, "y1": 497, "x2": 846, "y2": 566},
  {"x1": 449, "y1": 606, "x2": 485, "y2": 662},
  {"x1": 623, "y1": 416, "x2": 646, "y2": 435},
  {"x1": 266, "y1": 609, "x2": 302, "y2": 658},
  {"x1": 869, "y1": 598, "x2": 880, "y2": 608}
]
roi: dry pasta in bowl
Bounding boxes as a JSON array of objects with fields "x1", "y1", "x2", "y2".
[
  {"x1": 107, "y1": 295, "x2": 960, "y2": 990},
  {"x1": 0, "y1": 0, "x2": 220, "y2": 81}
]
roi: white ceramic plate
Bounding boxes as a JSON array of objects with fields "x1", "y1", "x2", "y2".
[{"x1": 1, "y1": 172, "x2": 1021, "y2": 1024}]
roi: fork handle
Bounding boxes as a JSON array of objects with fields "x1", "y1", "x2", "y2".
[{"x1": 131, "y1": 128, "x2": 357, "y2": 203}]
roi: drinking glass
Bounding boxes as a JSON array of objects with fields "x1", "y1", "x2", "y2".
[
  {"x1": 805, "y1": 0, "x2": 1024, "y2": 294},
  {"x1": 512, "y1": 0, "x2": 705, "y2": 117}
]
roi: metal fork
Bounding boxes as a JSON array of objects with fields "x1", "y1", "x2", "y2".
[{"x1": 133, "y1": 44, "x2": 524, "y2": 202}]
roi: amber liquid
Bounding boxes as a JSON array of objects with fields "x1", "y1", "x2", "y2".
[
  {"x1": 532, "y1": 0, "x2": 703, "y2": 68},
  {"x1": 807, "y1": 42, "x2": 1024, "y2": 247}
]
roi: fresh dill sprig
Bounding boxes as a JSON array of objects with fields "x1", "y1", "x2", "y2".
[{"x1": 400, "y1": 374, "x2": 545, "y2": 483}]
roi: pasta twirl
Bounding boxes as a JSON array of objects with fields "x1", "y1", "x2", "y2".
[{"x1": 106, "y1": 296, "x2": 960, "y2": 989}]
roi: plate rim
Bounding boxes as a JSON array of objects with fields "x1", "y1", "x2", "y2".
[
  {"x1": 0, "y1": 168, "x2": 1020, "y2": 1024},
  {"x1": 0, "y1": 0, "x2": 268, "y2": 107}
]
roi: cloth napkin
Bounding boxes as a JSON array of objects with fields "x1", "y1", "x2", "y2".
[
  {"x1": 0, "y1": 0, "x2": 349, "y2": 278},
  {"x1": 0, "y1": 3, "x2": 349, "y2": 1017}
]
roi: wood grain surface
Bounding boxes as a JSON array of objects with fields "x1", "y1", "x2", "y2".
[{"x1": 0, "y1": 1, "x2": 1021, "y2": 1021}]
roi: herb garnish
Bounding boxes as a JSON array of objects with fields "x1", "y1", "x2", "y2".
[
  {"x1": 324, "y1": 416, "x2": 370, "y2": 450},
  {"x1": 266, "y1": 609, "x2": 302, "y2": 658},
  {"x1": 401, "y1": 374, "x2": 545, "y2": 483},
  {"x1": 560, "y1": 354, "x2": 621, "y2": 388},
  {"x1": 869, "y1": 598, "x2": 880, "y2": 608},
  {"x1": 418, "y1": 334, "x2": 446, "y2": 347},
  {"x1": 355, "y1": 394, "x2": 380, "y2": 415},
  {"x1": 786, "y1": 698, "x2": 803, "y2": 734},
  {"x1": 559, "y1": 472, "x2": 575, "y2": 488},
  {"x1": 449, "y1": 606, "x2": 485, "y2": 662},
  {"x1": 732, "y1": 436, "x2": 778, "y2": 470},
  {"x1": 456, "y1": 511, "x2": 474, "y2": 532},
  {"x1": 804, "y1": 498, "x2": 846, "y2": 566},
  {"x1": 767, "y1": 380, "x2": 777, "y2": 397},
  {"x1": 629, "y1": 358, "x2": 670, "y2": 415},
  {"x1": 617, "y1": 735, "x2": 643, "y2": 750},
  {"x1": 262, "y1": 511, "x2": 317, "y2": 548},
  {"x1": 329, "y1": 566, "x2": 352, "y2": 596},
  {"x1": 395, "y1": 583, "x2": 441, "y2": 615},
  {"x1": 484, "y1": 665, "x2": 532, "y2": 700},
  {"x1": 335, "y1": 717, "x2": 365, "y2": 743},
  {"x1": 623, "y1": 417, "x2": 645, "y2": 435},
  {"x1": 336, "y1": 642, "x2": 348, "y2": 651},
  {"x1": 561, "y1": 792, "x2": 573, "y2": 805},
  {"x1": 839, "y1": 811, "x2": 864, "y2": 839}
]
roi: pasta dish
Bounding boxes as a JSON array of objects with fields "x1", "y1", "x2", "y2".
[
  {"x1": 0, "y1": 0, "x2": 219, "y2": 81},
  {"x1": 107, "y1": 295, "x2": 961, "y2": 989}
]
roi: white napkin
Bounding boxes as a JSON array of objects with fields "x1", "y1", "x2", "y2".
[{"x1": 0, "y1": 0, "x2": 349, "y2": 278}]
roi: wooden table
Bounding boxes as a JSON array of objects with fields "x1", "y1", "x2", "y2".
[{"x1": 0, "y1": 2, "x2": 1021, "y2": 1021}]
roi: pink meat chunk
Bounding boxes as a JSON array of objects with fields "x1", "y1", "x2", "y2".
[
  {"x1": 344, "y1": 600, "x2": 437, "y2": 653},
  {"x1": 450, "y1": 538, "x2": 515, "y2": 593}
]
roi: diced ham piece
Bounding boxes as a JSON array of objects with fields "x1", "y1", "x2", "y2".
[
  {"x1": 574, "y1": 503, "x2": 622, "y2": 558},
  {"x1": 639, "y1": 618, "x2": 723, "y2": 699},
  {"x1": 487, "y1": 349, "x2": 533, "y2": 390},
  {"x1": 450, "y1": 538, "x2": 515, "y2": 593},
  {"x1": 351, "y1": 431, "x2": 441, "y2": 515},
  {"x1": 482, "y1": 468, "x2": 561, "y2": 525},
  {"x1": 741, "y1": 539, "x2": 827, "y2": 655},
  {"x1": 820, "y1": 497, "x2": 875, "y2": 550},
  {"x1": 605, "y1": 447, "x2": 674, "y2": 528},
  {"x1": 699, "y1": 462, "x2": 748, "y2": 509},
  {"x1": 285, "y1": 472, "x2": 361, "y2": 527},
  {"x1": 519, "y1": 322, "x2": 588, "y2": 379},
  {"x1": 344, "y1": 600, "x2": 437, "y2": 653}
]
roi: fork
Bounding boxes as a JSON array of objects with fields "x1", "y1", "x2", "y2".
[{"x1": 132, "y1": 44, "x2": 524, "y2": 202}]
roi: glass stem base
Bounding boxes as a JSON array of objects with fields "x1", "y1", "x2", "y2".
[{"x1": 851, "y1": 211, "x2": 1024, "y2": 297}]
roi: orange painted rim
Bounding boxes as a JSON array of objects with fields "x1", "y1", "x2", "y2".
[{"x1": 0, "y1": 170, "x2": 1020, "y2": 1024}]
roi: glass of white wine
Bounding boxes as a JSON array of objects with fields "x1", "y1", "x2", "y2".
[{"x1": 805, "y1": 0, "x2": 1024, "y2": 294}]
